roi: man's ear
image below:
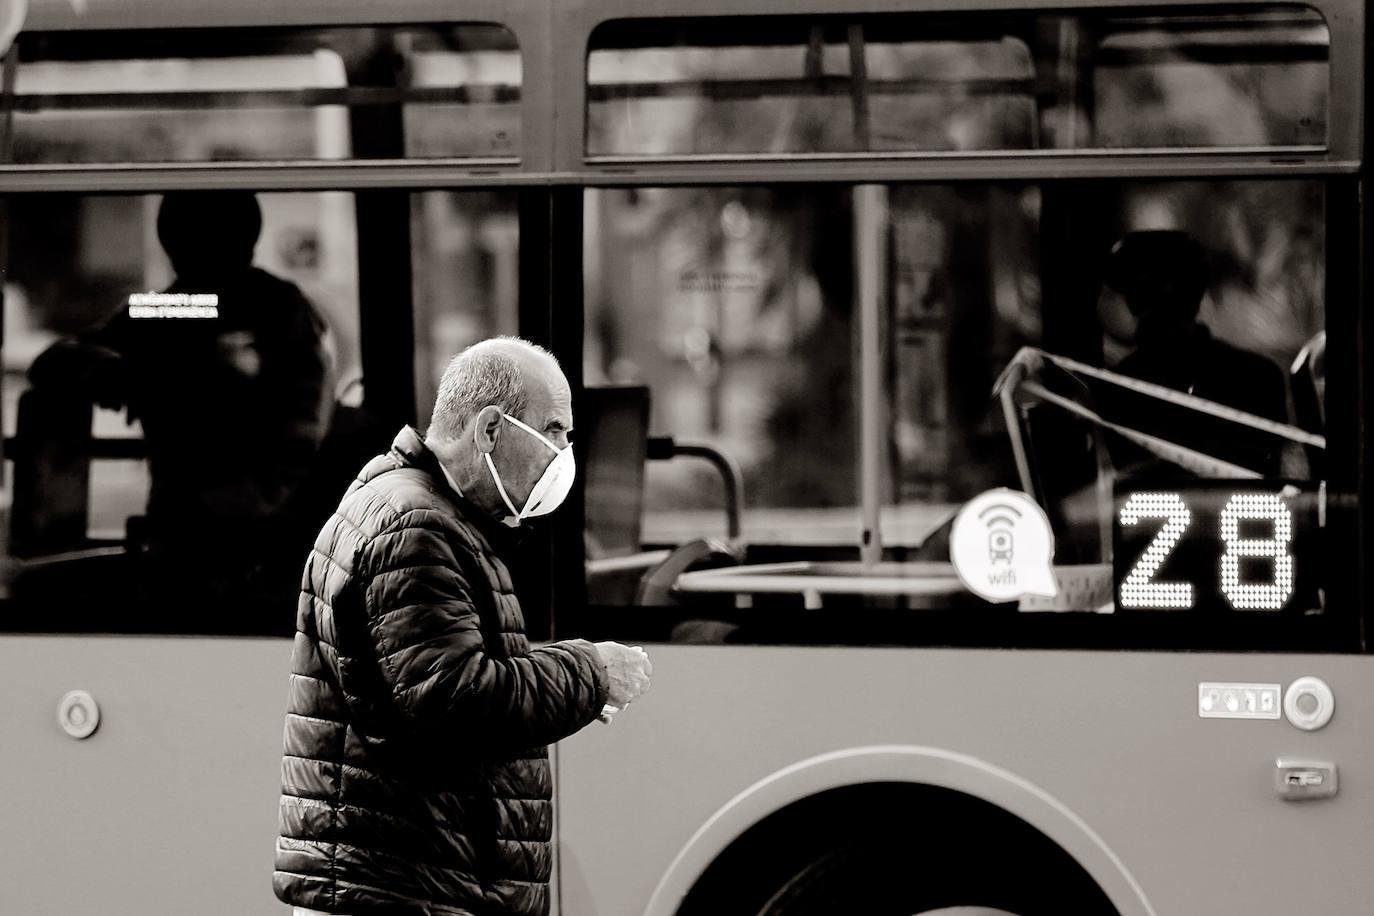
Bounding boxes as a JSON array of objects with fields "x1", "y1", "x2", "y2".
[{"x1": 473, "y1": 405, "x2": 504, "y2": 453}]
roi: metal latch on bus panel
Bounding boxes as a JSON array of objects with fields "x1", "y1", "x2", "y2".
[{"x1": 1274, "y1": 758, "x2": 1337, "y2": 801}]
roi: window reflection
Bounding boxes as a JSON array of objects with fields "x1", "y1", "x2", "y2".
[
  {"x1": 9, "y1": 25, "x2": 521, "y2": 164},
  {"x1": 586, "y1": 7, "x2": 1329, "y2": 157},
  {"x1": 411, "y1": 191, "x2": 521, "y2": 422},
  {"x1": 585, "y1": 186, "x2": 857, "y2": 552}
]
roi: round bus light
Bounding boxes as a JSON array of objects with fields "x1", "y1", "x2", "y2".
[
  {"x1": 57, "y1": 690, "x2": 100, "y2": 740},
  {"x1": 1284, "y1": 677, "x2": 1334, "y2": 731}
]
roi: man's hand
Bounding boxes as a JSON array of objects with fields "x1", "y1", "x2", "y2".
[{"x1": 594, "y1": 641, "x2": 653, "y2": 713}]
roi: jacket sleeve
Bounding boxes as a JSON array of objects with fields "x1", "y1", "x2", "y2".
[{"x1": 360, "y1": 510, "x2": 609, "y2": 757}]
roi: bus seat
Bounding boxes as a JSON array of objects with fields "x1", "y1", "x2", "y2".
[
  {"x1": 580, "y1": 385, "x2": 653, "y2": 604},
  {"x1": 639, "y1": 536, "x2": 744, "y2": 644},
  {"x1": 9, "y1": 386, "x2": 92, "y2": 557},
  {"x1": 581, "y1": 385, "x2": 651, "y2": 558},
  {"x1": 580, "y1": 385, "x2": 747, "y2": 607},
  {"x1": 636, "y1": 536, "x2": 740, "y2": 606}
]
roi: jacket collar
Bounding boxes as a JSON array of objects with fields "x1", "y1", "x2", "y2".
[{"x1": 380, "y1": 426, "x2": 520, "y2": 548}]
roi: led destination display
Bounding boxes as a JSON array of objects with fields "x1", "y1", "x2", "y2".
[{"x1": 1112, "y1": 483, "x2": 1322, "y2": 614}]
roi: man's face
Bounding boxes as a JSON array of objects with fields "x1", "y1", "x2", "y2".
[{"x1": 493, "y1": 361, "x2": 573, "y2": 508}]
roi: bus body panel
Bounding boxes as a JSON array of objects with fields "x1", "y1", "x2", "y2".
[
  {"x1": 2, "y1": 638, "x2": 1369, "y2": 914},
  {"x1": 0, "y1": 635, "x2": 291, "y2": 914},
  {"x1": 556, "y1": 644, "x2": 1374, "y2": 916}
]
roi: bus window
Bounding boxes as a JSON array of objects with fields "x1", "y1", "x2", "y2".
[
  {"x1": 404, "y1": 46, "x2": 523, "y2": 157},
  {"x1": 584, "y1": 186, "x2": 861, "y2": 542},
  {"x1": 585, "y1": 7, "x2": 1328, "y2": 157},
  {"x1": 587, "y1": 19, "x2": 1036, "y2": 155},
  {"x1": 581, "y1": 178, "x2": 1335, "y2": 637},
  {"x1": 0, "y1": 191, "x2": 360, "y2": 630},
  {"x1": 411, "y1": 191, "x2": 520, "y2": 422},
  {"x1": 7, "y1": 24, "x2": 520, "y2": 163},
  {"x1": 0, "y1": 186, "x2": 524, "y2": 634},
  {"x1": 1093, "y1": 10, "x2": 1328, "y2": 149}
]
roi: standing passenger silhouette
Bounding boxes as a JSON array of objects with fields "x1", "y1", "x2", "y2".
[{"x1": 31, "y1": 191, "x2": 335, "y2": 617}]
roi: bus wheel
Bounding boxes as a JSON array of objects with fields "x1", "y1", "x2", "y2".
[
  {"x1": 676, "y1": 785, "x2": 1119, "y2": 916},
  {"x1": 751, "y1": 842, "x2": 1081, "y2": 916}
]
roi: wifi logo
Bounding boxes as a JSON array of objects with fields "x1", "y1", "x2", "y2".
[
  {"x1": 979, "y1": 503, "x2": 1022, "y2": 566},
  {"x1": 951, "y1": 489, "x2": 1058, "y2": 602}
]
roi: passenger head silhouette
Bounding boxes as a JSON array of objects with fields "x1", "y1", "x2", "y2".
[
  {"x1": 156, "y1": 191, "x2": 262, "y2": 279},
  {"x1": 1104, "y1": 229, "x2": 1208, "y2": 324}
]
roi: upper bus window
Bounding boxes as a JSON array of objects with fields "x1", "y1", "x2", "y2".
[
  {"x1": 1093, "y1": 11, "x2": 1328, "y2": 148},
  {"x1": 7, "y1": 25, "x2": 521, "y2": 164},
  {"x1": 586, "y1": 7, "x2": 1328, "y2": 157}
]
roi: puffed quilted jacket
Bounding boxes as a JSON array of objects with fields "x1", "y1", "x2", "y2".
[{"x1": 274, "y1": 426, "x2": 610, "y2": 915}]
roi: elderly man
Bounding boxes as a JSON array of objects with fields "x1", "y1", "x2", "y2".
[{"x1": 274, "y1": 336, "x2": 652, "y2": 916}]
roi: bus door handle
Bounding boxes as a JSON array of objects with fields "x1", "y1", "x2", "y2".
[{"x1": 1274, "y1": 758, "x2": 1337, "y2": 800}]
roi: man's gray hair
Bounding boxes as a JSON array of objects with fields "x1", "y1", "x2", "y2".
[{"x1": 428, "y1": 336, "x2": 560, "y2": 440}]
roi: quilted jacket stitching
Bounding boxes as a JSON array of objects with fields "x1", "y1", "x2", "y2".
[{"x1": 276, "y1": 427, "x2": 604, "y2": 916}]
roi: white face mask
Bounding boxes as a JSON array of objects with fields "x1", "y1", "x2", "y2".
[{"x1": 481, "y1": 409, "x2": 575, "y2": 520}]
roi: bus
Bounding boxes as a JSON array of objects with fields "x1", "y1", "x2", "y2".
[{"x1": 0, "y1": 0, "x2": 1367, "y2": 913}]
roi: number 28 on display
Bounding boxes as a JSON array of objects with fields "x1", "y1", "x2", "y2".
[{"x1": 1115, "y1": 489, "x2": 1302, "y2": 612}]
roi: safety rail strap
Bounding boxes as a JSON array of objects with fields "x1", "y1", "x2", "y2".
[
  {"x1": 1008, "y1": 347, "x2": 1326, "y2": 449},
  {"x1": 994, "y1": 346, "x2": 1323, "y2": 481},
  {"x1": 1018, "y1": 380, "x2": 1261, "y2": 479}
]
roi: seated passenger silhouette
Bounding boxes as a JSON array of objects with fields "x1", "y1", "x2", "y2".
[
  {"x1": 1097, "y1": 229, "x2": 1289, "y2": 476},
  {"x1": 31, "y1": 191, "x2": 334, "y2": 613}
]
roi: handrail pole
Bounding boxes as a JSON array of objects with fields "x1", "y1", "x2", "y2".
[{"x1": 855, "y1": 184, "x2": 887, "y2": 566}]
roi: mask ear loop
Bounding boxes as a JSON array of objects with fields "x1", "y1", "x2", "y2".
[
  {"x1": 476, "y1": 406, "x2": 525, "y2": 519},
  {"x1": 502, "y1": 412, "x2": 570, "y2": 517},
  {"x1": 500, "y1": 411, "x2": 562, "y2": 453},
  {"x1": 485, "y1": 452, "x2": 523, "y2": 518}
]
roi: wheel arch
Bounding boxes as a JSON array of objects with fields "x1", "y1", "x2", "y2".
[{"x1": 642, "y1": 744, "x2": 1157, "y2": 916}]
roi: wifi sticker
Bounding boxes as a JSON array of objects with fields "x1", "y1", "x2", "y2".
[{"x1": 951, "y1": 489, "x2": 1058, "y2": 602}]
